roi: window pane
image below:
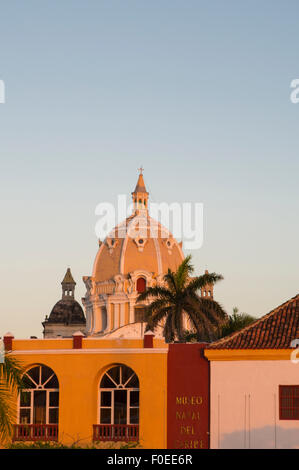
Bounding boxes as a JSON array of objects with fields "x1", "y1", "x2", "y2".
[
  {"x1": 281, "y1": 397, "x2": 292, "y2": 407},
  {"x1": 122, "y1": 366, "x2": 137, "y2": 386},
  {"x1": 49, "y1": 408, "x2": 59, "y2": 424},
  {"x1": 293, "y1": 398, "x2": 299, "y2": 407},
  {"x1": 20, "y1": 391, "x2": 31, "y2": 407},
  {"x1": 101, "y1": 391, "x2": 111, "y2": 407},
  {"x1": 27, "y1": 366, "x2": 40, "y2": 386},
  {"x1": 42, "y1": 366, "x2": 54, "y2": 384},
  {"x1": 100, "y1": 374, "x2": 117, "y2": 388},
  {"x1": 114, "y1": 390, "x2": 127, "y2": 424},
  {"x1": 281, "y1": 387, "x2": 292, "y2": 398},
  {"x1": 130, "y1": 408, "x2": 139, "y2": 424},
  {"x1": 280, "y1": 386, "x2": 299, "y2": 419},
  {"x1": 33, "y1": 391, "x2": 46, "y2": 424},
  {"x1": 107, "y1": 367, "x2": 120, "y2": 386},
  {"x1": 130, "y1": 391, "x2": 139, "y2": 407},
  {"x1": 100, "y1": 408, "x2": 111, "y2": 424},
  {"x1": 281, "y1": 408, "x2": 293, "y2": 419},
  {"x1": 50, "y1": 391, "x2": 59, "y2": 407},
  {"x1": 23, "y1": 375, "x2": 36, "y2": 389},
  {"x1": 20, "y1": 409, "x2": 31, "y2": 424},
  {"x1": 126, "y1": 373, "x2": 139, "y2": 388},
  {"x1": 44, "y1": 375, "x2": 59, "y2": 389}
]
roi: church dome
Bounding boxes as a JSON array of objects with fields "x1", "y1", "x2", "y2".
[
  {"x1": 83, "y1": 171, "x2": 186, "y2": 336},
  {"x1": 48, "y1": 298, "x2": 85, "y2": 325},
  {"x1": 93, "y1": 215, "x2": 184, "y2": 283},
  {"x1": 92, "y1": 172, "x2": 184, "y2": 283},
  {"x1": 45, "y1": 268, "x2": 86, "y2": 326}
]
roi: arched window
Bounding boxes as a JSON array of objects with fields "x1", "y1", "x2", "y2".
[
  {"x1": 99, "y1": 365, "x2": 139, "y2": 426},
  {"x1": 136, "y1": 277, "x2": 146, "y2": 293},
  {"x1": 19, "y1": 365, "x2": 59, "y2": 425}
]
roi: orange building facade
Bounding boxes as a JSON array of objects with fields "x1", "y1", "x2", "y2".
[
  {"x1": 5, "y1": 171, "x2": 299, "y2": 449},
  {"x1": 2, "y1": 171, "x2": 214, "y2": 449},
  {"x1": 6, "y1": 335, "x2": 168, "y2": 448},
  {"x1": 4, "y1": 334, "x2": 211, "y2": 449}
]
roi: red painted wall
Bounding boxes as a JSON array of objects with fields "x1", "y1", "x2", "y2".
[{"x1": 167, "y1": 343, "x2": 210, "y2": 449}]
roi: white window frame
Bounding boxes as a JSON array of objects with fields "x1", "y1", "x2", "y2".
[
  {"x1": 99, "y1": 365, "x2": 139, "y2": 425},
  {"x1": 18, "y1": 365, "x2": 59, "y2": 425}
]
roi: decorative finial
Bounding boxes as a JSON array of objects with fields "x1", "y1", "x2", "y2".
[{"x1": 138, "y1": 166, "x2": 144, "y2": 175}]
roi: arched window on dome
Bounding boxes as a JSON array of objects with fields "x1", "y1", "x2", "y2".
[
  {"x1": 136, "y1": 277, "x2": 146, "y2": 293},
  {"x1": 14, "y1": 365, "x2": 59, "y2": 441},
  {"x1": 94, "y1": 365, "x2": 139, "y2": 441}
]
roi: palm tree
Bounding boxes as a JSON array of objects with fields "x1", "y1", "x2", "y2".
[
  {"x1": 219, "y1": 307, "x2": 256, "y2": 338},
  {"x1": 0, "y1": 351, "x2": 25, "y2": 442},
  {"x1": 137, "y1": 255, "x2": 227, "y2": 342}
]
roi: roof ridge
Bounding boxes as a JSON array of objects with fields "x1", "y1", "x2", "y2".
[{"x1": 208, "y1": 292, "x2": 299, "y2": 348}]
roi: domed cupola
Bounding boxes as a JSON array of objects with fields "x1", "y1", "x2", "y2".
[
  {"x1": 42, "y1": 268, "x2": 86, "y2": 338},
  {"x1": 82, "y1": 170, "x2": 184, "y2": 337}
]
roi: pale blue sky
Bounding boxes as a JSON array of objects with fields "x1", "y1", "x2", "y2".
[{"x1": 1, "y1": 1, "x2": 299, "y2": 338}]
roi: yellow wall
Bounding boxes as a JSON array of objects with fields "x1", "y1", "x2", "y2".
[
  {"x1": 10, "y1": 338, "x2": 168, "y2": 449},
  {"x1": 205, "y1": 348, "x2": 294, "y2": 361}
]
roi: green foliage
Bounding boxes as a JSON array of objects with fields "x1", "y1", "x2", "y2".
[
  {"x1": 219, "y1": 307, "x2": 256, "y2": 338},
  {"x1": 137, "y1": 254, "x2": 227, "y2": 342},
  {"x1": 0, "y1": 354, "x2": 26, "y2": 442},
  {"x1": 182, "y1": 330, "x2": 199, "y2": 343},
  {"x1": 7, "y1": 440, "x2": 141, "y2": 449}
]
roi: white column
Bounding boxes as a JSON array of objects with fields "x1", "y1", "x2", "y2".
[
  {"x1": 129, "y1": 302, "x2": 135, "y2": 323},
  {"x1": 106, "y1": 302, "x2": 112, "y2": 332},
  {"x1": 114, "y1": 304, "x2": 119, "y2": 329},
  {"x1": 93, "y1": 305, "x2": 102, "y2": 333},
  {"x1": 120, "y1": 303, "x2": 125, "y2": 327}
]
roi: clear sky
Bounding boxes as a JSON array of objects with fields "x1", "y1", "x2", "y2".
[{"x1": 1, "y1": 0, "x2": 299, "y2": 338}]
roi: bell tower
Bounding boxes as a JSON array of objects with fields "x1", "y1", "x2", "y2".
[
  {"x1": 61, "y1": 268, "x2": 76, "y2": 299},
  {"x1": 132, "y1": 167, "x2": 149, "y2": 214},
  {"x1": 201, "y1": 269, "x2": 214, "y2": 299}
]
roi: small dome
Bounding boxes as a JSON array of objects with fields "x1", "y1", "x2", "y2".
[{"x1": 48, "y1": 298, "x2": 86, "y2": 325}]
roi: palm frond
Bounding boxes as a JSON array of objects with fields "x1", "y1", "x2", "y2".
[
  {"x1": 0, "y1": 380, "x2": 16, "y2": 441},
  {"x1": 145, "y1": 298, "x2": 170, "y2": 315},
  {"x1": 1, "y1": 355, "x2": 26, "y2": 391},
  {"x1": 175, "y1": 255, "x2": 194, "y2": 289},
  {"x1": 137, "y1": 286, "x2": 174, "y2": 302},
  {"x1": 163, "y1": 270, "x2": 177, "y2": 293},
  {"x1": 219, "y1": 308, "x2": 256, "y2": 337},
  {"x1": 199, "y1": 298, "x2": 227, "y2": 323},
  {"x1": 0, "y1": 354, "x2": 27, "y2": 441},
  {"x1": 136, "y1": 254, "x2": 225, "y2": 344},
  {"x1": 146, "y1": 306, "x2": 173, "y2": 330},
  {"x1": 184, "y1": 307, "x2": 216, "y2": 341},
  {"x1": 186, "y1": 273, "x2": 224, "y2": 293}
]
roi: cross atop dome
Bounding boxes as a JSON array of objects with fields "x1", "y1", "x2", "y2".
[{"x1": 132, "y1": 168, "x2": 149, "y2": 213}]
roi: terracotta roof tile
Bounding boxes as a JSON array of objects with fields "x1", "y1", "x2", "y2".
[{"x1": 208, "y1": 294, "x2": 299, "y2": 349}]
